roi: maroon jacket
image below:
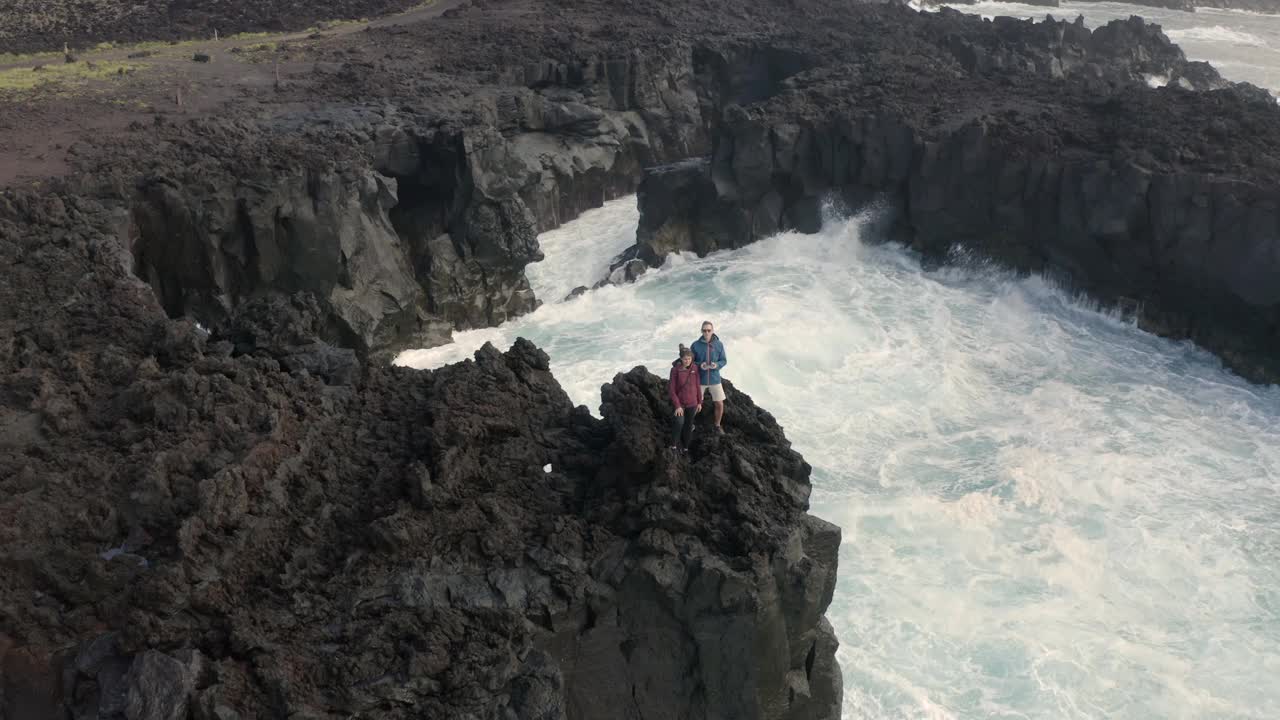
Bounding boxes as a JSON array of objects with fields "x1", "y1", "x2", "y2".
[{"x1": 668, "y1": 360, "x2": 701, "y2": 408}]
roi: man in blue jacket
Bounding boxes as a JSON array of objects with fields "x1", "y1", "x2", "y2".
[{"x1": 691, "y1": 320, "x2": 728, "y2": 434}]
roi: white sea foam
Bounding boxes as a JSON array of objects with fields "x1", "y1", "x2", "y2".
[
  {"x1": 1167, "y1": 25, "x2": 1267, "y2": 47},
  {"x1": 523, "y1": 196, "x2": 640, "y2": 304},
  {"x1": 935, "y1": 1, "x2": 1280, "y2": 93},
  {"x1": 398, "y1": 195, "x2": 1280, "y2": 717}
]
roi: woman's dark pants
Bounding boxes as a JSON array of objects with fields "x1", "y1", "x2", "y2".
[{"x1": 672, "y1": 406, "x2": 698, "y2": 449}]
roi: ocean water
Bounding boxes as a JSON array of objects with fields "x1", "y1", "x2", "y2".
[
  {"x1": 938, "y1": 0, "x2": 1280, "y2": 93},
  {"x1": 398, "y1": 197, "x2": 1280, "y2": 719}
]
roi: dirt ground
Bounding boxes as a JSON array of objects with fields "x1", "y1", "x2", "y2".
[
  {"x1": 0, "y1": 0, "x2": 466, "y2": 187},
  {"x1": 0, "y1": 0, "x2": 436, "y2": 54}
]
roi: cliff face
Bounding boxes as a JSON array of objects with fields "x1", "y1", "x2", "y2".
[
  {"x1": 100, "y1": 41, "x2": 711, "y2": 356},
  {"x1": 626, "y1": 12, "x2": 1280, "y2": 383},
  {"x1": 6, "y1": 0, "x2": 1280, "y2": 716},
  {"x1": 632, "y1": 92, "x2": 1280, "y2": 381},
  {"x1": 1, "y1": 2, "x2": 851, "y2": 714},
  {"x1": 0, "y1": 182, "x2": 841, "y2": 716},
  {"x1": 104, "y1": 6, "x2": 1248, "y2": 360}
]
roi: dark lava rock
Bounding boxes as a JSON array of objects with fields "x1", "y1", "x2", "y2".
[
  {"x1": 6, "y1": 0, "x2": 1280, "y2": 716},
  {"x1": 619, "y1": 10, "x2": 1280, "y2": 384},
  {"x1": 0, "y1": 180, "x2": 841, "y2": 716}
]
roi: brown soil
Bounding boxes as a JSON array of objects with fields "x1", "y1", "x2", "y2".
[
  {"x1": 0, "y1": 0, "x2": 433, "y2": 54},
  {"x1": 0, "y1": 0, "x2": 464, "y2": 187}
]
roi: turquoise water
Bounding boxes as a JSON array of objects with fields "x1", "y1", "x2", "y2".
[{"x1": 398, "y1": 198, "x2": 1280, "y2": 719}]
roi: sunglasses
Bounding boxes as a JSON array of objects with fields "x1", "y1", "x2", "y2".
[{"x1": 701, "y1": 328, "x2": 713, "y2": 333}]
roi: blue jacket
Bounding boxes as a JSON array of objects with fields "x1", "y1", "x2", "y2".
[{"x1": 691, "y1": 334, "x2": 727, "y2": 386}]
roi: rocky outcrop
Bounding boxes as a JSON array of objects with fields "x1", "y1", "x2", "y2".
[
  {"x1": 545, "y1": 368, "x2": 841, "y2": 719},
  {"x1": 603, "y1": 10, "x2": 1229, "y2": 289},
  {"x1": 89, "y1": 38, "x2": 713, "y2": 357},
  {"x1": 127, "y1": 155, "x2": 442, "y2": 354},
  {"x1": 0, "y1": 187, "x2": 842, "y2": 715},
  {"x1": 627, "y1": 14, "x2": 1280, "y2": 381},
  {"x1": 10, "y1": 0, "x2": 1280, "y2": 715},
  {"x1": 73, "y1": 3, "x2": 1246, "y2": 360},
  {"x1": 933, "y1": 12, "x2": 1227, "y2": 89},
  {"x1": 1076, "y1": 0, "x2": 1280, "y2": 13}
]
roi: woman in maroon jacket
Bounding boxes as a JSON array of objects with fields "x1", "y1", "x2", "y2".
[{"x1": 668, "y1": 345, "x2": 703, "y2": 453}]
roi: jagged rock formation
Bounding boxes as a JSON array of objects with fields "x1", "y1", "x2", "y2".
[
  {"x1": 0, "y1": 183, "x2": 840, "y2": 715},
  {"x1": 916, "y1": 12, "x2": 1227, "y2": 90},
  {"x1": 927, "y1": 0, "x2": 1280, "y2": 13},
  {"x1": 624, "y1": 12, "x2": 1280, "y2": 383},
  {"x1": 52, "y1": 2, "x2": 1261, "y2": 364},
  {"x1": 7, "y1": 0, "x2": 1280, "y2": 716},
  {"x1": 1076, "y1": 0, "x2": 1280, "y2": 14},
  {"x1": 631, "y1": 97, "x2": 1280, "y2": 380},
  {"x1": 79, "y1": 39, "x2": 710, "y2": 355}
]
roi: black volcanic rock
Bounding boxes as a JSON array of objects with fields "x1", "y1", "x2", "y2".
[
  {"x1": 626, "y1": 13, "x2": 1280, "y2": 381},
  {"x1": 42, "y1": 2, "x2": 1251, "y2": 363},
  {"x1": 6, "y1": 0, "x2": 1280, "y2": 716},
  {"x1": 0, "y1": 228, "x2": 842, "y2": 716},
  {"x1": 73, "y1": 39, "x2": 713, "y2": 356},
  {"x1": 1, "y1": 179, "x2": 838, "y2": 719}
]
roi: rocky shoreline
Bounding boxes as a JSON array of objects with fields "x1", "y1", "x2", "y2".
[
  {"x1": 622, "y1": 10, "x2": 1280, "y2": 384},
  {"x1": 1076, "y1": 0, "x2": 1280, "y2": 14},
  {"x1": 67, "y1": 55, "x2": 708, "y2": 356},
  {"x1": 3, "y1": 0, "x2": 1280, "y2": 717},
  {"x1": 928, "y1": 0, "x2": 1280, "y2": 14}
]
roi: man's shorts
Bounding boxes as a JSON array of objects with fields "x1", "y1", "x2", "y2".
[{"x1": 702, "y1": 383, "x2": 726, "y2": 402}]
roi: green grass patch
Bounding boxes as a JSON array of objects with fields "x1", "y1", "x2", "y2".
[
  {"x1": 0, "y1": 50, "x2": 64, "y2": 66},
  {"x1": 229, "y1": 42, "x2": 281, "y2": 62},
  {"x1": 122, "y1": 39, "x2": 194, "y2": 52},
  {"x1": 311, "y1": 17, "x2": 369, "y2": 32},
  {"x1": 288, "y1": 19, "x2": 358, "y2": 36},
  {"x1": 227, "y1": 31, "x2": 274, "y2": 41},
  {"x1": 1, "y1": 2, "x2": 427, "y2": 66},
  {"x1": 0, "y1": 61, "x2": 144, "y2": 96}
]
